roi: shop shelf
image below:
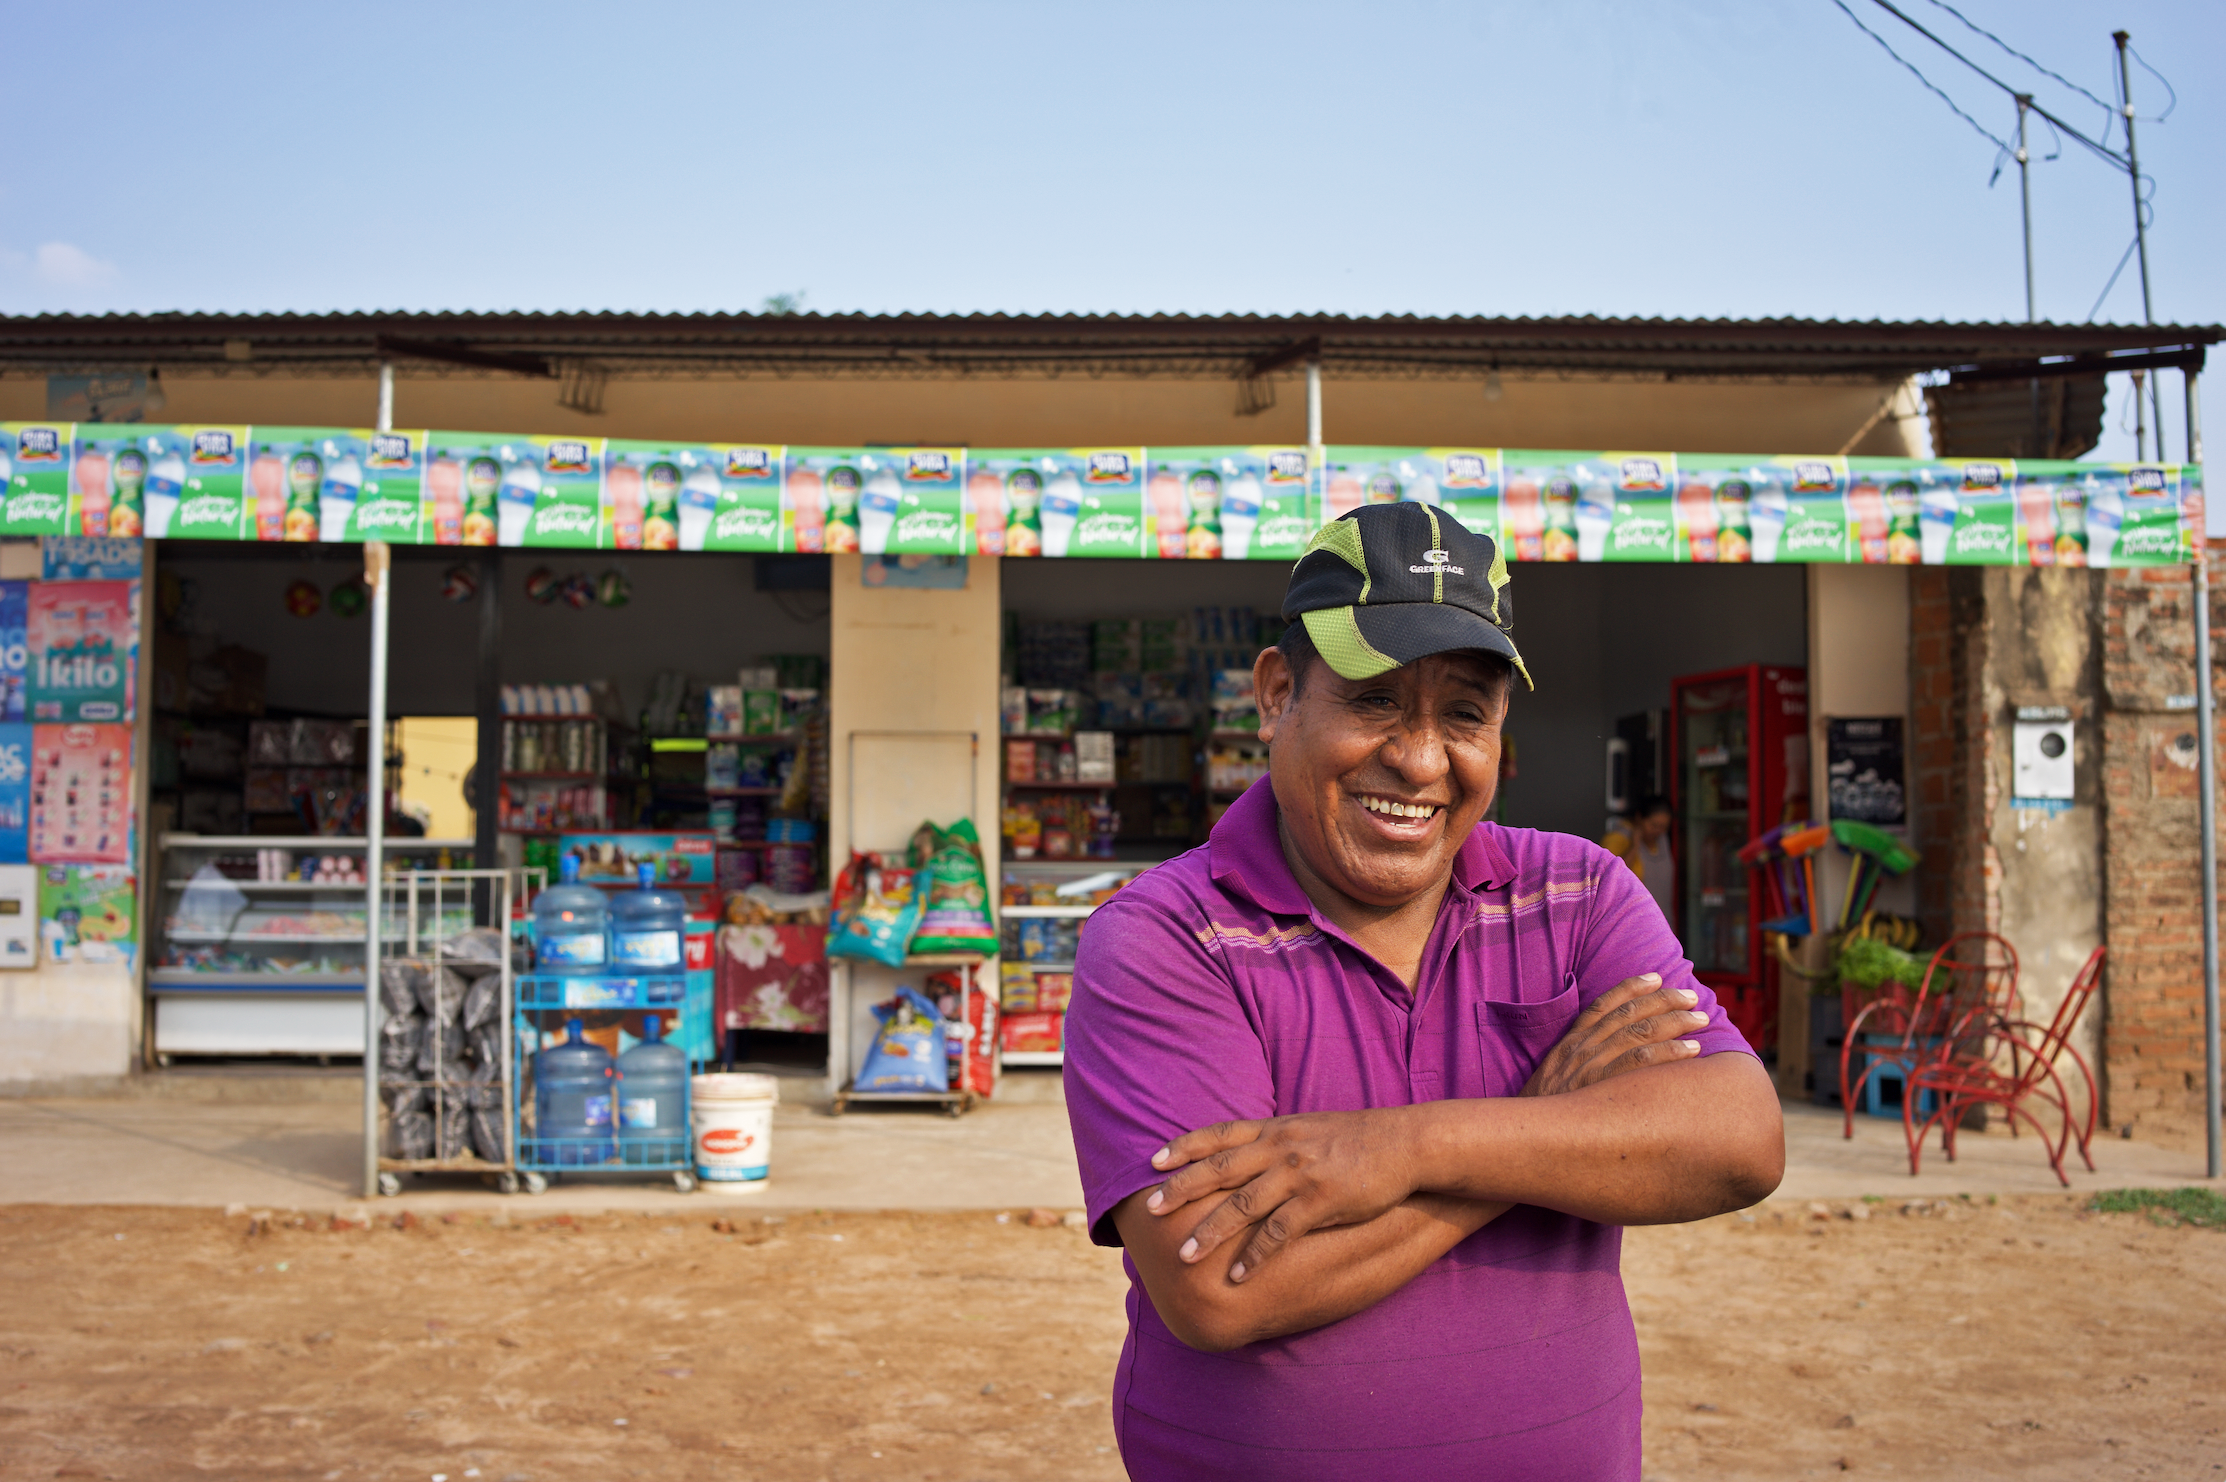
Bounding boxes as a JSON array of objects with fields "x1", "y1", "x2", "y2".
[
  {"x1": 1005, "y1": 779, "x2": 1117, "y2": 791},
  {"x1": 163, "y1": 878, "x2": 387, "y2": 892},
  {"x1": 903, "y1": 951, "x2": 991, "y2": 967},
  {"x1": 501, "y1": 770, "x2": 603, "y2": 781},
  {"x1": 163, "y1": 930, "x2": 368, "y2": 944},
  {"x1": 148, "y1": 970, "x2": 365, "y2": 990},
  {"x1": 706, "y1": 785, "x2": 786, "y2": 797},
  {"x1": 1000, "y1": 1050, "x2": 1065, "y2": 1067},
  {"x1": 1000, "y1": 905, "x2": 1096, "y2": 919},
  {"x1": 1209, "y1": 730, "x2": 1267, "y2": 741},
  {"x1": 1007, "y1": 959, "x2": 1075, "y2": 973},
  {"x1": 516, "y1": 973, "x2": 686, "y2": 1008},
  {"x1": 705, "y1": 731, "x2": 801, "y2": 743}
]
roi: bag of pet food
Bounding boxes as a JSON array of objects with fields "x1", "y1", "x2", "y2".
[
  {"x1": 855, "y1": 986, "x2": 949, "y2": 1093},
  {"x1": 905, "y1": 819, "x2": 998, "y2": 956},
  {"x1": 828, "y1": 852, "x2": 921, "y2": 968}
]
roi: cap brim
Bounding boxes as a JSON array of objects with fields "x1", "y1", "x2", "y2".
[{"x1": 1301, "y1": 604, "x2": 1533, "y2": 690}]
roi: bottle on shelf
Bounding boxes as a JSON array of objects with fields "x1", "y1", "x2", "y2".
[
  {"x1": 611, "y1": 860, "x2": 686, "y2": 973},
  {"x1": 532, "y1": 855, "x2": 610, "y2": 975},
  {"x1": 534, "y1": 1018, "x2": 615, "y2": 1165}
]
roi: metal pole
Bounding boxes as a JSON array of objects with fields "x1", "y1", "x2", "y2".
[
  {"x1": 376, "y1": 360, "x2": 394, "y2": 435},
  {"x1": 361, "y1": 539, "x2": 392, "y2": 1198},
  {"x1": 2115, "y1": 31, "x2": 2168, "y2": 455},
  {"x1": 2133, "y1": 371, "x2": 2149, "y2": 462},
  {"x1": 2190, "y1": 367, "x2": 2218, "y2": 1178},
  {"x1": 1305, "y1": 357, "x2": 1323, "y2": 457},
  {"x1": 2016, "y1": 96, "x2": 2042, "y2": 454}
]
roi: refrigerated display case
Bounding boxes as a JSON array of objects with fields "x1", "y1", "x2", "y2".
[
  {"x1": 147, "y1": 835, "x2": 472, "y2": 1060},
  {"x1": 1669, "y1": 664, "x2": 1808, "y2": 1053}
]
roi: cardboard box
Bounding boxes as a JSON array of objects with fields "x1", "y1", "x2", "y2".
[{"x1": 1000, "y1": 1011, "x2": 1062, "y2": 1055}]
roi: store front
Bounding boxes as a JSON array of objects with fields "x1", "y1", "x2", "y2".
[{"x1": 0, "y1": 307, "x2": 2213, "y2": 1148}]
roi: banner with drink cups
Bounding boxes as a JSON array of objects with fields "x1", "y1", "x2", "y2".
[{"x1": 0, "y1": 423, "x2": 2200, "y2": 566}]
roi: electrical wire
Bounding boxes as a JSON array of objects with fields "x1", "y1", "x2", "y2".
[
  {"x1": 2123, "y1": 42, "x2": 2177, "y2": 123},
  {"x1": 1827, "y1": 0, "x2": 2009, "y2": 154},
  {"x1": 2087, "y1": 236, "x2": 2142, "y2": 323},
  {"x1": 1856, "y1": 0, "x2": 2129, "y2": 171},
  {"x1": 1920, "y1": 0, "x2": 2117, "y2": 127}
]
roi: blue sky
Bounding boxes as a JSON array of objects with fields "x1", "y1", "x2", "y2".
[{"x1": 2, "y1": 0, "x2": 2216, "y2": 461}]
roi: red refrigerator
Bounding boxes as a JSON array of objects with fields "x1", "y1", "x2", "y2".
[{"x1": 1668, "y1": 664, "x2": 1809, "y2": 1054}]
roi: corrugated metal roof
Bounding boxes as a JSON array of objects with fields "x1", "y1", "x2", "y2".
[{"x1": 0, "y1": 309, "x2": 2214, "y2": 380}]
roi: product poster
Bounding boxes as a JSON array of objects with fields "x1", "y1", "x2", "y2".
[
  {"x1": 1933, "y1": 459, "x2": 2020, "y2": 565},
  {"x1": 39, "y1": 537, "x2": 142, "y2": 580},
  {"x1": 1, "y1": 424, "x2": 75, "y2": 535},
  {"x1": 856, "y1": 448, "x2": 968, "y2": 557},
  {"x1": 420, "y1": 433, "x2": 509, "y2": 547},
  {"x1": 38, "y1": 862, "x2": 135, "y2": 965},
  {"x1": 77, "y1": 426, "x2": 249, "y2": 540},
  {"x1": 27, "y1": 580, "x2": 136, "y2": 723},
  {"x1": 1841, "y1": 459, "x2": 1936, "y2": 566},
  {"x1": 606, "y1": 441, "x2": 784, "y2": 553},
  {"x1": 1313, "y1": 448, "x2": 1505, "y2": 553},
  {"x1": 2109, "y1": 464, "x2": 2192, "y2": 566},
  {"x1": 1591, "y1": 453, "x2": 1679, "y2": 562},
  {"x1": 1768, "y1": 456, "x2": 1852, "y2": 564},
  {"x1": 0, "y1": 583, "x2": 23, "y2": 721},
  {"x1": 786, "y1": 449, "x2": 864, "y2": 554},
  {"x1": 358, "y1": 429, "x2": 428, "y2": 542},
  {"x1": 513, "y1": 436, "x2": 606, "y2": 548},
  {"x1": 30, "y1": 722, "x2": 132, "y2": 863},
  {"x1": 989, "y1": 449, "x2": 1146, "y2": 559},
  {"x1": 1165, "y1": 447, "x2": 1311, "y2": 561},
  {"x1": 1671, "y1": 454, "x2": 1762, "y2": 563},
  {"x1": 969, "y1": 450, "x2": 1046, "y2": 557},
  {"x1": 0, "y1": 722, "x2": 27, "y2": 862},
  {"x1": 1826, "y1": 717, "x2": 1907, "y2": 827}
]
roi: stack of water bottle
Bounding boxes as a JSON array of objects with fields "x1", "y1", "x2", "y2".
[{"x1": 524, "y1": 858, "x2": 691, "y2": 1171}]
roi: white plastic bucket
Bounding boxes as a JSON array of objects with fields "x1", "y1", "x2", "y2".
[{"x1": 693, "y1": 1073, "x2": 779, "y2": 1190}]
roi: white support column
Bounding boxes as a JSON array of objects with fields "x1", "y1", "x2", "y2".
[{"x1": 360, "y1": 539, "x2": 392, "y2": 1197}]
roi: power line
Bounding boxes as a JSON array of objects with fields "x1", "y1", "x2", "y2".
[
  {"x1": 1920, "y1": 0, "x2": 2118, "y2": 130},
  {"x1": 1826, "y1": 0, "x2": 2009, "y2": 153},
  {"x1": 1857, "y1": 0, "x2": 2129, "y2": 171}
]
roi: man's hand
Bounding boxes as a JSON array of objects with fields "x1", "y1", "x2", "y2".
[
  {"x1": 1145, "y1": 973, "x2": 1713, "y2": 1282},
  {"x1": 1520, "y1": 972, "x2": 1713, "y2": 1097}
]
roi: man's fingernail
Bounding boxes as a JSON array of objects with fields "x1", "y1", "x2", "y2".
[
  {"x1": 1641, "y1": 973, "x2": 1661, "y2": 984},
  {"x1": 1229, "y1": 1262, "x2": 1247, "y2": 1282},
  {"x1": 1681, "y1": 1039, "x2": 1703, "y2": 1052},
  {"x1": 1146, "y1": 1190, "x2": 1163, "y2": 1211},
  {"x1": 1179, "y1": 1238, "x2": 1197, "y2": 1261},
  {"x1": 1151, "y1": 1147, "x2": 1171, "y2": 1167},
  {"x1": 1676, "y1": 989, "x2": 1699, "y2": 1006}
]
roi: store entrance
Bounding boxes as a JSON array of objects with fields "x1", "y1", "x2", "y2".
[
  {"x1": 146, "y1": 547, "x2": 835, "y2": 1077},
  {"x1": 1496, "y1": 562, "x2": 1811, "y2": 1057}
]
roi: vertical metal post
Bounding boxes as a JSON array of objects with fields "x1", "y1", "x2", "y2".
[
  {"x1": 2115, "y1": 31, "x2": 2168, "y2": 455},
  {"x1": 2134, "y1": 371, "x2": 2149, "y2": 462},
  {"x1": 376, "y1": 360, "x2": 394, "y2": 436},
  {"x1": 474, "y1": 553, "x2": 503, "y2": 905},
  {"x1": 361, "y1": 539, "x2": 392, "y2": 1198},
  {"x1": 2015, "y1": 97, "x2": 2035, "y2": 323},
  {"x1": 2189, "y1": 367, "x2": 2219, "y2": 1178},
  {"x1": 1305, "y1": 357, "x2": 1323, "y2": 454}
]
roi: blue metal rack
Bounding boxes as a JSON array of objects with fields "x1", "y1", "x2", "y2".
[{"x1": 514, "y1": 973, "x2": 700, "y2": 1192}]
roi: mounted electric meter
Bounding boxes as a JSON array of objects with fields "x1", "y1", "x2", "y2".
[{"x1": 2011, "y1": 705, "x2": 2075, "y2": 805}]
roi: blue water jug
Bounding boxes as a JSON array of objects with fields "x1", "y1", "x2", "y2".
[
  {"x1": 616, "y1": 1016, "x2": 689, "y2": 1158},
  {"x1": 611, "y1": 861, "x2": 687, "y2": 973},
  {"x1": 533, "y1": 1018, "x2": 614, "y2": 1166},
  {"x1": 533, "y1": 855, "x2": 610, "y2": 974}
]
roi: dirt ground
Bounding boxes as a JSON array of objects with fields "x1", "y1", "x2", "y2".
[{"x1": 0, "y1": 1195, "x2": 2219, "y2": 1481}]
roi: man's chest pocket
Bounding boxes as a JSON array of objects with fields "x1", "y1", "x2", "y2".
[{"x1": 1474, "y1": 981, "x2": 1581, "y2": 1098}]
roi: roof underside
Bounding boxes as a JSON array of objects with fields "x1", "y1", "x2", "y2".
[{"x1": 0, "y1": 311, "x2": 2213, "y2": 383}]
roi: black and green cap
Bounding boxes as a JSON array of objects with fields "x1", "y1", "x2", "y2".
[{"x1": 1281, "y1": 502, "x2": 1531, "y2": 689}]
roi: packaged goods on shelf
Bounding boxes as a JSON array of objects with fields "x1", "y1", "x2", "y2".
[
  {"x1": 1000, "y1": 960, "x2": 1038, "y2": 1011},
  {"x1": 1208, "y1": 745, "x2": 1271, "y2": 795},
  {"x1": 1073, "y1": 731, "x2": 1115, "y2": 783},
  {"x1": 1015, "y1": 620, "x2": 1091, "y2": 689},
  {"x1": 1033, "y1": 972, "x2": 1073, "y2": 1012},
  {"x1": 827, "y1": 853, "x2": 919, "y2": 966},
  {"x1": 856, "y1": 987, "x2": 948, "y2": 1093},
  {"x1": 1001, "y1": 1010, "x2": 1063, "y2": 1055},
  {"x1": 906, "y1": 818, "x2": 996, "y2": 956},
  {"x1": 1009, "y1": 915, "x2": 1080, "y2": 965},
  {"x1": 707, "y1": 685, "x2": 742, "y2": 736},
  {"x1": 931, "y1": 968, "x2": 996, "y2": 1097}
]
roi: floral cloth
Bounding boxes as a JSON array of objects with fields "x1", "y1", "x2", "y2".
[{"x1": 715, "y1": 923, "x2": 830, "y2": 1032}]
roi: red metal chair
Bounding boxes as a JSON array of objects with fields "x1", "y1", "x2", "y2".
[
  {"x1": 1839, "y1": 931, "x2": 2019, "y2": 1139},
  {"x1": 1905, "y1": 945, "x2": 2104, "y2": 1187}
]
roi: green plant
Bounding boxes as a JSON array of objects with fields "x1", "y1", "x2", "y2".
[
  {"x1": 1834, "y1": 934, "x2": 1927, "y2": 992},
  {"x1": 2088, "y1": 1187, "x2": 2226, "y2": 1229}
]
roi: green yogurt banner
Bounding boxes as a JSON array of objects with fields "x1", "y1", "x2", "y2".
[{"x1": 0, "y1": 424, "x2": 2200, "y2": 563}]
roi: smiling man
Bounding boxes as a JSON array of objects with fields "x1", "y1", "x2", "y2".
[{"x1": 1064, "y1": 503, "x2": 1785, "y2": 1481}]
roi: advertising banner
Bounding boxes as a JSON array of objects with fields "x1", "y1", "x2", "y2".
[
  {"x1": 38, "y1": 862, "x2": 134, "y2": 965},
  {"x1": 1, "y1": 425, "x2": 74, "y2": 535},
  {"x1": 0, "y1": 583, "x2": 23, "y2": 721},
  {"x1": 0, "y1": 721, "x2": 26, "y2": 863},
  {"x1": 27, "y1": 580, "x2": 136, "y2": 723},
  {"x1": 0, "y1": 422, "x2": 2194, "y2": 564},
  {"x1": 30, "y1": 721, "x2": 132, "y2": 863}
]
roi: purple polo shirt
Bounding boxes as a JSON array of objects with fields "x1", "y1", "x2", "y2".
[{"x1": 1064, "y1": 779, "x2": 1752, "y2": 1482}]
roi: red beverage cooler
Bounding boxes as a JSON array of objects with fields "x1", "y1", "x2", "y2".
[{"x1": 1669, "y1": 664, "x2": 1809, "y2": 1054}]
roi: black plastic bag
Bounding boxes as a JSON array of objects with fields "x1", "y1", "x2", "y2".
[
  {"x1": 469, "y1": 1106, "x2": 508, "y2": 1164},
  {"x1": 379, "y1": 958, "x2": 429, "y2": 1017},
  {"x1": 390, "y1": 1108, "x2": 434, "y2": 1160}
]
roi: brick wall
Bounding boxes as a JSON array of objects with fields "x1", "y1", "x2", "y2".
[
  {"x1": 1905, "y1": 568, "x2": 2004, "y2": 948},
  {"x1": 2098, "y1": 545, "x2": 2224, "y2": 1146}
]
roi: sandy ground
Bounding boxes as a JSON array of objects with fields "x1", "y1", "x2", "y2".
[{"x1": 1, "y1": 1196, "x2": 2220, "y2": 1481}]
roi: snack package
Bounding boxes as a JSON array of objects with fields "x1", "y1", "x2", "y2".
[
  {"x1": 906, "y1": 818, "x2": 998, "y2": 956},
  {"x1": 855, "y1": 986, "x2": 949, "y2": 1093},
  {"x1": 931, "y1": 968, "x2": 998, "y2": 1097},
  {"x1": 827, "y1": 852, "x2": 920, "y2": 967}
]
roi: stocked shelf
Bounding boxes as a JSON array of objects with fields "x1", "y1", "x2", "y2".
[
  {"x1": 148, "y1": 969, "x2": 365, "y2": 990},
  {"x1": 1001, "y1": 905, "x2": 1094, "y2": 919},
  {"x1": 1001, "y1": 1051, "x2": 1064, "y2": 1067},
  {"x1": 706, "y1": 786, "x2": 785, "y2": 797},
  {"x1": 164, "y1": 930, "x2": 366, "y2": 945},
  {"x1": 1006, "y1": 779, "x2": 1117, "y2": 791},
  {"x1": 705, "y1": 731, "x2": 801, "y2": 743}
]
